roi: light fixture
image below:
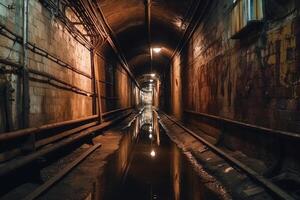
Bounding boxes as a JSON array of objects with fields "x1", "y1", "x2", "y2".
[
  {"x1": 150, "y1": 73, "x2": 156, "y2": 77},
  {"x1": 150, "y1": 149, "x2": 156, "y2": 157},
  {"x1": 150, "y1": 79, "x2": 153, "y2": 83},
  {"x1": 152, "y1": 47, "x2": 161, "y2": 53},
  {"x1": 149, "y1": 134, "x2": 153, "y2": 139}
]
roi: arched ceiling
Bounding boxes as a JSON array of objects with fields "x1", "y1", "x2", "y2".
[
  {"x1": 99, "y1": 0, "x2": 193, "y2": 33},
  {"x1": 97, "y1": 0, "x2": 195, "y2": 80}
]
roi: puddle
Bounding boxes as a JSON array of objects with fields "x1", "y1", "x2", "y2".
[
  {"x1": 113, "y1": 106, "x2": 172, "y2": 200},
  {"x1": 97, "y1": 106, "x2": 224, "y2": 200}
]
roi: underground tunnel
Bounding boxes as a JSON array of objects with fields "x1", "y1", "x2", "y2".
[{"x1": 0, "y1": 0, "x2": 300, "y2": 199}]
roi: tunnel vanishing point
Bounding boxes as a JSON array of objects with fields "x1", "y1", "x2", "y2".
[{"x1": 0, "y1": 0, "x2": 300, "y2": 200}]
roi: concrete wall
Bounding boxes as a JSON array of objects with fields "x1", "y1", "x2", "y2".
[
  {"x1": 170, "y1": 53, "x2": 183, "y2": 119},
  {"x1": 170, "y1": 0, "x2": 300, "y2": 134}
]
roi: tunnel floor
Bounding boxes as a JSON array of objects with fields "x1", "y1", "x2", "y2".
[{"x1": 110, "y1": 106, "x2": 223, "y2": 200}]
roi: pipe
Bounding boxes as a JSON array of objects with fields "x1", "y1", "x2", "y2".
[
  {"x1": 0, "y1": 106, "x2": 131, "y2": 142},
  {"x1": 0, "y1": 59, "x2": 93, "y2": 96},
  {"x1": 0, "y1": 122, "x2": 98, "y2": 163},
  {"x1": 0, "y1": 115, "x2": 98, "y2": 142},
  {"x1": 101, "y1": 107, "x2": 132, "y2": 117},
  {"x1": 40, "y1": 0, "x2": 92, "y2": 49},
  {"x1": 170, "y1": 0, "x2": 211, "y2": 60},
  {"x1": 29, "y1": 68, "x2": 93, "y2": 95},
  {"x1": 90, "y1": 49, "x2": 97, "y2": 115},
  {"x1": 22, "y1": 0, "x2": 29, "y2": 129},
  {"x1": 0, "y1": 111, "x2": 132, "y2": 177},
  {"x1": 85, "y1": 0, "x2": 141, "y2": 90},
  {"x1": 0, "y1": 23, "x2": 92, "y2": 79},
  {"x1": 184, "y1": 110, "x2": 300, "y2": 139},
  {"x1": 95, "y1": 69, "x2": 103, "y2": 123},
  {"x1": 4, "y1": 82, "x2": 13, "y2": 131},
  {"x1": 36, "y1": 122, "x2": 98, "y2": 148},
  {"x1": 22, "y1": 0, "x2": 35, "y2": 152}
]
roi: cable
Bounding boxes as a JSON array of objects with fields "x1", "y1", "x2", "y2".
[{"x1": 0, "y1": 2, "x2": 14, "y2": 9}]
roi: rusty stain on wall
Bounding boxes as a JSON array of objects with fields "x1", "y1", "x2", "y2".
[{"x1": 169, "y1": 0, "x2": 300, "y2": 133}]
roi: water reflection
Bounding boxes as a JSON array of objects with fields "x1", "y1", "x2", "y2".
[
  {"x1": 107, "y1": 106, "x2": 223, "y2": 200},
  {"x1": 113, "y1": 106, "x2": 171, "y2": 200}
]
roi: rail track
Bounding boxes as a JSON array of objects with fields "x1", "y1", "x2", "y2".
[{"x1": 157, "y1": 111, "x2": 297, "y2": 200}]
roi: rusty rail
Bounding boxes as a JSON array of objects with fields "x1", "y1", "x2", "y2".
[{"x1": 159, "y1": 112, "x2": 295, "y2": 200}]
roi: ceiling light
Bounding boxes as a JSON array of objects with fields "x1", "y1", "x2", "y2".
[
  {"x1": 150, "y1": 79, "x2": 153, "y2": 82},
  {"x1": 150, "y1": 73, "x2": 156, "y2": 77},
  {"x1": 149, "y1": 134, "x2": 153, "y2": 139},
  {"x1": 152, "y1": 47, "x2": 161, "y2": 53}
]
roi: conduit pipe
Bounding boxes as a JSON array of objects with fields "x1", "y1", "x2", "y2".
[
  {"x1": 0, "y1": 115, "x2": 98, "y2": 142},
  {"x1": 22, "y1": 0, "x2": 29, "y2": 129},
  {"x1": 0, "y1": 112, "x2": 131, "y2": 177}
]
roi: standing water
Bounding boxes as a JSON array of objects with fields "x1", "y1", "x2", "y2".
[
  {"x1": 109, "y1": 106, "x2": 224, "y2": 200},
  {"x1": 113, "y1": 106, "x2": 172, "y2": 199}
]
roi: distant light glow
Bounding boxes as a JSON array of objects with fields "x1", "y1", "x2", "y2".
[
  {"x1": 150, "y1": 73, "x2": 156, "y2": 77},
  {"x1": 150, "y1": 79, "x2": 154, "y2": 83},
  {"x1": 152, "y1": 47, "x2": 161, "y2": 53},
  {"x1": 224, "y1": 167, "x2": 233, "y2": 173},
  {"x1": 149, "y1": 134, "x2": 153, "y2": 139},
  {"x1": 150, "y1": 149, "x2": 156, "y2": 157}
]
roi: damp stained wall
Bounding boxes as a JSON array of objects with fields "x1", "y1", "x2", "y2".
[
  {"x1": 170, "y1": 0, "x2": 300, "y2": 134},
  {"x1": 0, "y1": 0, "x2": 137, "y2": 132}
]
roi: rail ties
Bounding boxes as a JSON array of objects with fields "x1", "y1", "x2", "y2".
[{"x1": 158, "y1": 112, "x2": 296, "y2": 200}]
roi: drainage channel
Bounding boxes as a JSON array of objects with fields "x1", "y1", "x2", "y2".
[{"x1": 108, "y1": 106, "x2": 227, "y2": 200}]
